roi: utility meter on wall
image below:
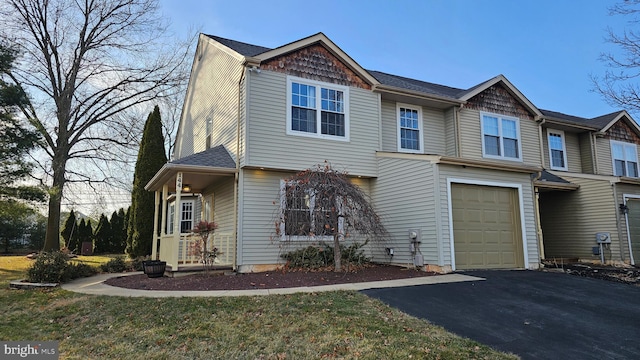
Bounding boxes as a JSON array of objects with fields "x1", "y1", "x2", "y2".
[{"x1": 595, "y1": 232, "x2": 611, "y2": 244}]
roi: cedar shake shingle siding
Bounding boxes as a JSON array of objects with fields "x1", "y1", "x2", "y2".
[
  {"x1": 261, "y1": 44, "x2": 371, "y2": 89},
  {"x1": 466, "y1": 84, "x2": 534, "y2": 120},
  {"x1": 606, "y1": 121, "x2": 640, "y2": 144}
]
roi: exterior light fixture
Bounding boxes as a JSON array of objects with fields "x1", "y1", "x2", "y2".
[
  {"x1": 620, "y1": 203, "x2": 629, "y2": 215},
  {"x1": 182, "y1": 184, "x2": 192, "y2": 193}
]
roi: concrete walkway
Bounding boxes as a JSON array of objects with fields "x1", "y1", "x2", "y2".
[{"x1": 61, "y1": 272, "x2": 484, "y2": 298}]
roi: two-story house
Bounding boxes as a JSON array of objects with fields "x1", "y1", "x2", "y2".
[{"x1": 145, "y1": 32, "x2": 640, "y2": 274}]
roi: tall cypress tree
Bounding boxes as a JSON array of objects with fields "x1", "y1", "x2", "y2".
[
  {"x1": 127, "y1": 106, "x2": 167, "y2": 257},
  {"x1": 93, "y1": 214, "x2": 111, "y2": 254},
  {"x1": 60, "y1": 210, "x2": 78, "y2": 251}
]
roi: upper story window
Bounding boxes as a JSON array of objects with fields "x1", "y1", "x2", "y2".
[
  {"x1": 611, "y1": 140, "x2": 638, "y2": 177},
  {"x1": 547, "y1": 129, "x2": 568, "y2": 171},
  {"x1": 481, "y1": 112, "x2": 522, "y2": 161},
  {"x1": 397, "y1": 104, "x2": 423, "y2": 153},
  {"x1": 287, "y1": 76, "x2": 349, "y2": 141},
  {"x1": 205, "y1": 116, "x2": 213, "y2": 149}
]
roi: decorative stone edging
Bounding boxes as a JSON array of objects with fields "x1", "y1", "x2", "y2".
[{"x1": 9, "y1": 279, "x2": 59, "y2": 290}]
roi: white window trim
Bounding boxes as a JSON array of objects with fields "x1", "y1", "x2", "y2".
[
  {"x1": 167, "y1": 202, "x2": 175, "y2": 235},
  {"x1": 396, "y1": 103, "x2": 424, "y2": 153},
  {"x1": 278, "y1": 180, "x2": 342, "y2": 241},
  {"x1": 480, "y1": 111, "x2": 523, "y2": 162},
  {"x1": 286, "y1": 75, "x2": 350, "y2": 142},
  {"x1": 611, "y1": 140, "x2": 639, "y2": 177},
  {"x1": 547, "y1": 129, "x2": 568, "y2": 171},
  {"x1": 180, "y1": 200, "x2": 195, "y2": 234}
]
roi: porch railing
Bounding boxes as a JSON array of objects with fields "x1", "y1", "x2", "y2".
[{"x1": 158, "y1": 232, "x2": 234, "y2": 270}]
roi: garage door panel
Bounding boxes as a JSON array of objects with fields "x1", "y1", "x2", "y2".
[
  {"x1": 452, "y1": 183, "x2": 524, "y2": 270},
  {"x1": 626, "y1": 199, "x2": 640, "y2": 264}
]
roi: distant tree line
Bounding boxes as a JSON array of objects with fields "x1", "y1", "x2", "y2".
[{"x1": 61, "y1": 208, "x2": 129, "y2": 255}]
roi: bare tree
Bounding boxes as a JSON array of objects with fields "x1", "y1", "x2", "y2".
[
  {"x1": 276, "y1": 162, "x2": 389, "y2": 272},
  {"x1": 593, "y1": 0, "x2": 640, "y2": 112},
  {"x1": 0, "y1": 0, "x2": 191, "y2": 250}
]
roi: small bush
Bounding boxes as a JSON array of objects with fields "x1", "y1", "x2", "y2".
[
  {"x1": 100, "y1": 257, "x2": 128, "y2": 273},
  {"x1": 130, "y1": 256, "x2": 149, "y2": 271},
  {"x1": 281, "y1": 245, "x2": 332, "y2": 269},
  {"x1": 27, "y1": 251, "x2": 70, "y2": 283},
  {"x1": 65, "y1": 262, "x2": 98, "y2": 280},
  {"x1": 281, "y1": 241, "x2": 371, "y2": 270}
]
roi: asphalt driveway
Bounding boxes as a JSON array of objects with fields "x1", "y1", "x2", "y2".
[{"x1": 361, "y1": 270, "x2": 640, "y2": 360}]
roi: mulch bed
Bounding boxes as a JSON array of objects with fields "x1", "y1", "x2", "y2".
[
  {"x1": 104, "y1": 265, "x2": 437, "y2": 291},
  {"x1": 544, "y1": 262, "x2": 640, "y2": 286}
]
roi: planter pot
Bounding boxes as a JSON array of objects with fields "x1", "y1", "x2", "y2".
[{"x1": 143, "y1": 260, "x2": 166, "y2": 278}]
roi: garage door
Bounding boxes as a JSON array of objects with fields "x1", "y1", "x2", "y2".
[
  {"x1": 626, "y1": 199, "x2": 640, "y2": 265},
  {"x1": 451, "y1": 183, "x2": 524, "y2": 269}
]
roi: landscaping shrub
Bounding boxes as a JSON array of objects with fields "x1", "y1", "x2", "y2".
[
  {"x1": 100, "y1": 256, "x2": 128, "y2": 273},
  {"x1": 281, "y1": 241, "x2": 371, "y2": 270},
  {"x1": 65, "y1": 262, "x2": 98, "y2": 280},
  {"x1": 130, "y1": 256, "x2": 148, "y2": 271},
  {"x1": 27, "y1": 251, "x2": 70, "y2": 283}
]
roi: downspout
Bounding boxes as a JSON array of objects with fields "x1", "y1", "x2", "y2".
[
  {"x1": 592, "y1": 133, "x2": 599, "y2": 174},
  {"x1": 454, "y1": 104, "x2": 463, "y2": 157},
  {"x1": 532, "y1": 171, "x2": 545, "y2": 262},
  {"x1": 537, "y1": 119, "x2": 546, "y2": 168},
  {"x1": 233, "y1": 65, "x2": 246, "y2": 271},
  {"x1": 611, "y1": 182, "x2": 626, "y2": 262}
]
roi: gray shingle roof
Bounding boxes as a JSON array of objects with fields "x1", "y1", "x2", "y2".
[
  {"x1": 204, "y1": 34, "x2": 271, "y2": 57},
  {"x1": 540, "y1": 109, "x2": 626, "y2": 131},
  {"x1": 585, "y1": 111, "x2": 622, "y2": 129},
  {"x1": 367, "y1": 70, "x2": 465, "y2": 99},
  {"x1": 539, "y1": 170, "x2": 572, "y2": 184},
  {"x1": 171, "y1": 145, "x2": 236, "y2": 168}
]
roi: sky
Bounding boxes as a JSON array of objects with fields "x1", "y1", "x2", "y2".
[{"x1": 161, "y1": 0, "x2": 626, "y2": 119}]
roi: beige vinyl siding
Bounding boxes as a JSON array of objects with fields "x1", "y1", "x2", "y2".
[
  {"x1": 444, "y1": 108, "x2": 456, "y2": 156},
  {"x1": 206, "y1": 178, "x2": 235, "y2": 237},
  {"x1": 175, "y1": 36, "x2": 243, "y2": 161},
  {"x1": 438, "y1": 165, "x2": 539, "y2": 269},
  {"x1": 238, "y1": 169, "x2": 373, "y2": 268},
  {"x1": 246, "y1": 71, "x2": 379, "y2": 177},
  {"x1": 380, "y1": 101, "x2": 396, "y2": 152},
  {"x1": 371, "y1": 157, "x2": 439, "y2": 265},
  {"x1": 579, "y1": 133, "x2": 595, "y2": 173},
  {"x1": 542, "y1": 129, "x2": 582, "y2": 172},
  {"x1": 539, "y1": 176, "x2": 619, "y2": 260},
  {"x1": 458, "y1": 108, "x2": 541, "y2": 166},
  {"x1": 595, "y1": 137, "x2": 614, "y2": 176},
  {"x1": 423, "y1": 107, "x2": 446, "y2": 155}
]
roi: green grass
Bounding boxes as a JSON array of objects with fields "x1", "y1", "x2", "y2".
[{"x1": 0, "y1": 256, "x2": 518, "y2": 359}]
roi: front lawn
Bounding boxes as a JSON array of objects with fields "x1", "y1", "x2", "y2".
[{"x1": 0, "y1": 256, "x2": 517, "y2": 359}]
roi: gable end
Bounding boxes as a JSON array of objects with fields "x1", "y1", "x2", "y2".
[
  {"x1": 261, "y1": 44, "x2": 371, "y2": 90},
  {"x1": 605, "y1": 120, "x2": 640, "y2": 144},
  {"x1": 465, "y1": 83, "x2": 534, "y2": 120}
]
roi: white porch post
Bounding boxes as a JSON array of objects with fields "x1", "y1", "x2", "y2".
[
  {"x1": 171, "y1": 172, "x2": 183, "y2": 269},
  {"x1": 161, "y1": 185, "x2": 168, "y2": 236},
  {"x1": 151, "y1": 190, "x2": 160, "y2": 260}
]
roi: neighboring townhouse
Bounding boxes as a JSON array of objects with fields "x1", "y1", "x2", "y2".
[
  {"x1": 536, "y1": 110, "x2": 640, "y2": 265},
  {"x1": 145, "y1": 32, "x2": 637, "y2": 274}
]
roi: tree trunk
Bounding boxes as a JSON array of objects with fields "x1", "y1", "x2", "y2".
[
  {"x1": 333, "y1": 234, "x2": 341, "y2": 272},
  {"x1": 43, "y1": 156, "x2": 67, "y2": 251}
]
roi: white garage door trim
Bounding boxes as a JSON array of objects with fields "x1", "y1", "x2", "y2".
[
  {"x1": 447, "y1": 178, "x2": 529, "y2": 271},
  {"x1": 623, "y1": 193, "x2": 640, "y2": 265}
]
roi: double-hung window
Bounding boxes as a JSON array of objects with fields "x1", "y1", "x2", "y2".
[
  {"x1": 611, "y1": 140, "x2": 639, "y2": 177},
  {"x1": 278, "y1": 180, "x2": 344, "y2": 240},
  {"x1": 167, "y1": 200, "x2": 195, "y2": 234},
  {"x1": 397, "y1": 104, "x2": 423, "y2": 153},
  {"x1": 287, "y1": 76, "x2": 349, "y2": 141},
  {"x1": 547, "y1": 129, "x2": 568, "y2": 170},
  {"x1": 481, "y1": 112, "x2": 522, "y2": 161}
]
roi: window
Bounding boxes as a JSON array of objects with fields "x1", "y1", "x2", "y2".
[
  {"x1": 611, "y1": 140, "x2": 639, "y2": 177},
  {"x1": 167, "y1": 203, "x2": 175, "y2": 234},
  {"x1": 287, "y1": 76, "x2": 349, "y2": 141},
  {"x1": 180, "y1": 201, "x2": 194, "y2": 233},
  {"x1": 278, "y1": 180, "x2": 344, "y2": 240},
  {"x1": 547, "y1": 129, "x2": 568, "y2": 170},
  {"x1": 397, "y1": 104, "x2": 423, "y2": 153},
  {"x1": 481, "y1": 112, "x2": 522, "y2": 161}
]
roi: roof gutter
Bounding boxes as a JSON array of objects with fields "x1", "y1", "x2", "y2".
[
  {"x1": 145, "y1": 163, "x2": 238, "y2": 191},
  {"x1": 372, "y1": 84, "x2": 465, "y2": 106}
]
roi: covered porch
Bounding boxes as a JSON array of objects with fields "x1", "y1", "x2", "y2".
[{"x1": 145, "y1": 146, "x2": 238, "y2": 272}]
